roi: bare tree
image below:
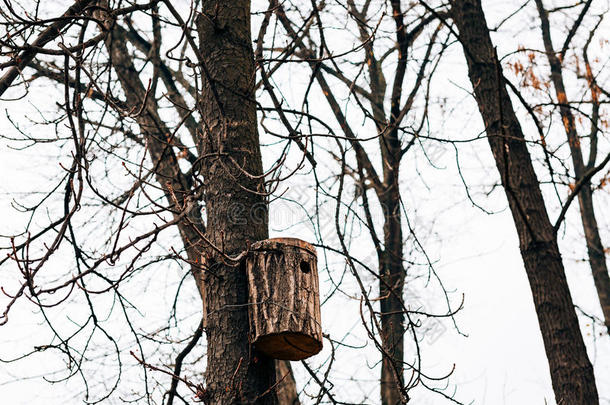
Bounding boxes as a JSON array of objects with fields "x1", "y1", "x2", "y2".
[
  {"x1": 531, "y1": 0, "x2": 610, "y2": 334},
  {"x1": 4, "y1": 0, "x2": 605, "y2": 404},
  {"x1": 260, "y1": 1, "x2": 460, "y2": 403},
  {"x1": 0, "y1": 0, "x2": 299, "y2": 403},
  {"x1": 1, "y1": 0, "x2": 462, "y2": 402},
  {"x1": 449, "y1": 0, "x2": 598, "y2": 402}
]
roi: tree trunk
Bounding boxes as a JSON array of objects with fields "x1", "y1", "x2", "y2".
[
  {"x1": 534, "y1": 0, "x2": 610, "y2": 334},
  {"x1": 196, "y1": 1, "x2": 277, "y2": 403},
  {"x1": 577, "y1": 190, "x2": 610, "y2": 334},
  {"x1": 380, "y1": 191, "x2": 406, "y2": 405},
  {"x1": 107, "y1": 5, "x2": 297, "y2": 402},
  {"x1": 450, "y1": 1, "x2": 599, "y2": 403},
  {"x1": 276, "y1": 360, "x2": 301, "y2": 405}
]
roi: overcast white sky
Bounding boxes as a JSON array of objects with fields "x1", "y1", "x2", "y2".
[{"x1": 1, "y1": 0, "x2": 609, "y2": 404}]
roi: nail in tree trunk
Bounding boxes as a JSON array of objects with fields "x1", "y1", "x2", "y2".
[
  {"x1": 450, "y1": 1, "x2": 598, "y2": 403},
  {"x1": 196, "y1": 1, "x2": 276, "y2": 403}
]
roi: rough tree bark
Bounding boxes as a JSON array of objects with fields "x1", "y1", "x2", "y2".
[
  {"x1": 450, "y1": 0, "x2": 599, "y2": 403},
  {"x1": 534, "y1": 0, "x2": 610, "y2": 334},
  {"x1": 379, "y1": 190, "x2": 405, "y2": 405},
  {"x1": 196, "y1": 1, "x2": 277, "y2": 403}
]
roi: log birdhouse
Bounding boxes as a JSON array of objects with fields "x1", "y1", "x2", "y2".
[{"x1": 246, "y1": 237, "x2": 322, "y2": 361}]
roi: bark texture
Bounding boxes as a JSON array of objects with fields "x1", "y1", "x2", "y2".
[
  {"x1": 379, "y1": 185, "x2": 405, "y2": 405},
  {"x1": 450, "y1": 1, "x2": 598, "y2": 403},
  {"x1": 534, "y1": 0, "x2": 610, "y2": 334},
  {"x1": 196, "y1": 1, "x2": 277, "y2": 403},
  {"x1": 246, "y1": 238, "x2": 322, "y2": 361}
]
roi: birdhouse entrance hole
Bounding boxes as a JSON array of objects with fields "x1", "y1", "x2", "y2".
[{"x1": 299, "y1": 260, "x2": 311, "y2": 274}]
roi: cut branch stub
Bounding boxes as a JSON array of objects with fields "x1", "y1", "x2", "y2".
[{"x1": 246, "y1": 237, "x2": 323, "y2": 360}]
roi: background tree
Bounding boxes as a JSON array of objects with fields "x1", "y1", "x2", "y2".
[
  {"x1": 257, "y1": 1, "x2": 462, "y2": 403},
  {"x1": 449, "y1": 0, "x2": 599, "y2": 402},
  {"x1": 531, "y1": 0, "x2": 610, "y2": 334}
]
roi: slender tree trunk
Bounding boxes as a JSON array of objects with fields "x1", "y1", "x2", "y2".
[
  {"x1": 380, "y1": 187, "x2": 406, "y2": 405},
  {"x1": 578, "y1": 191, "x2": 610, "y2": 333},
  {"x1": 272, "y1": 3, "x2": 407, "y2": 401},
  {"x1": 196, "y1": 1, "x2": 277, "y2": 403},
  {"x1": 450, "y1": 1, "x2": 598, "y2": 403},
  {"x1": 534, "y1": 0, "x2": 610, "y2": 334},
  {"x1": 104, "y1": 27, "x2": 205, "y2": 290},
  {"x1": 276, "y1": 358, "x2": 301, "y2": 405},
  {"x1": 379, "y1": 78, "x2": 405, "y2": 403}
]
